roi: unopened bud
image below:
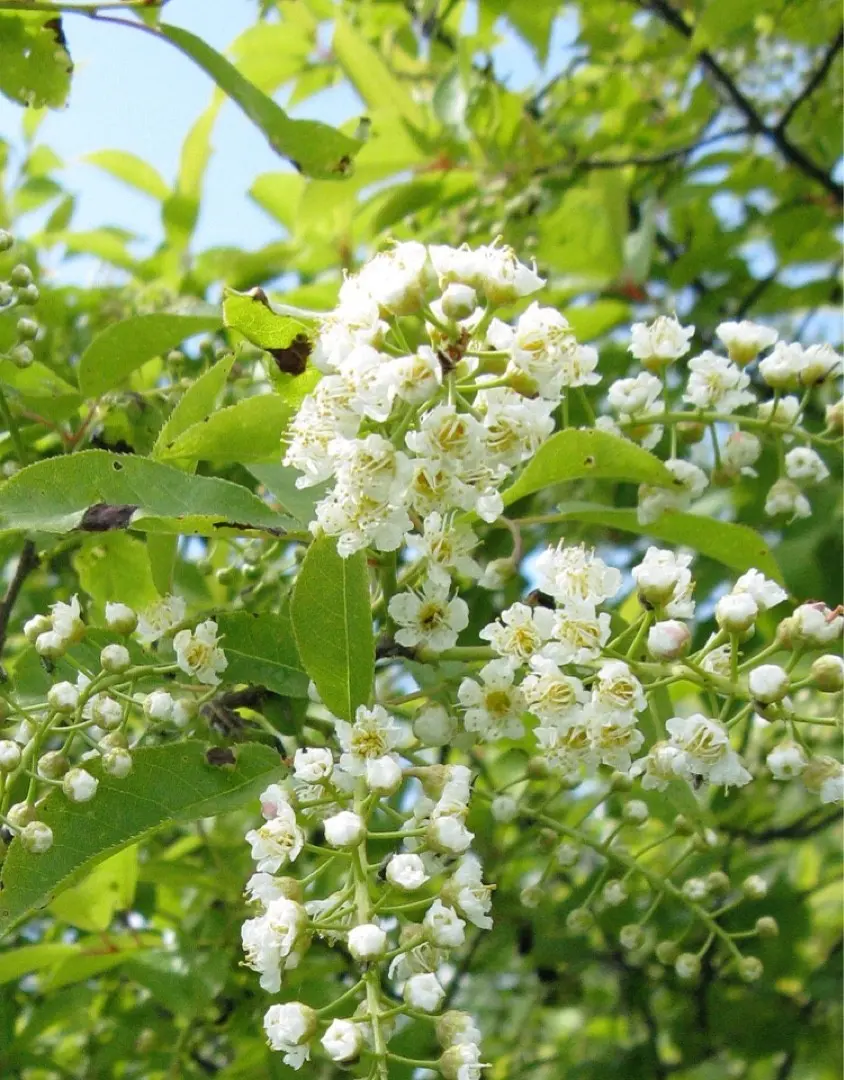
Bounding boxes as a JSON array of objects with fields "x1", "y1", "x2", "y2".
[
  {"x1": 20, "y1": 820, "x2": 53, "y2": 853},
  {"x1": 755, "y1": 916, "x2": 778, "y2": 938},
  {"x1": 0, "y1": 740, "x2": 21, "y2": 772},
  {"x1": 742, "y1": 875, "x2": 768, "y2": 900},
  {"x1": 10, "y1": 264, "x2": 33, "y2": 287},
  {"x1": 675, "y1": 952, "x2": 701, "y2": 981},
  {"x1": 37, "y1": 750, "x2": 68, "y2": 779},
  {"x1": 103, "y1": 748, "x2": 133, "y2": 778},
  {"x1": 620, "y1": 924, "x2": 646, "y2": 950},
  {"x1": 656, "y1": 940, "x2": 679, "y2": 965},
  {"x1": 738, "y1": 956, "x2": 763, "y2": 982},
  {"x1": 566, "y1": 907, "x2": 594, "y2": 933},
  {"x1": 810, "y1": 654, "x2": 844, "y2": 692},
  {"x1": 16, "y1": 317, "x2": 38, "y2": 341}
]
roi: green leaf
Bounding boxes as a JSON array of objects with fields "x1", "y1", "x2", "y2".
[
  {"x1": 501, "y1": 429, "x2": 675, "y2": 508},
  {"x1": 250, "y1": 172, "x2": 306, "y2": 231},
  {"x1": 248, "y1": 463, "x2": 327, "y2": 527},
  {"x1": 222, "y1": 288, "x2": 315, "y2": 351},
  {"x1": 84, "y1": 150, "x2": 170, "y2": 201},
  {"x1": 692, "y1": 0, "x2": 764, "y2": 47},
  {"x1": 0, "y1": 943, "x2": 77, "y2": 987},
  {"x1": 124, "y1": 949, "x2": 229, "y2": 1018},
  {"x1": 0, "y1": 450, "x2": 292, "y2": 536},
  {"x1": 153, "y1": 354, "x2": 234, "y2": 456},
  {"x1": 157, "y1": 394, "x2": 293, "y2": 465},
  {"x1": 72, "y1": 532, "x2": 160, "y2": 610},
  {"x1": 544, "y1": 501, "x2": 784, "y2": 582},
  {"x1": 0, "y1": 359, "x2": 81, "y2": 422},
  {"x1": 47, "y1": 847, "x2": 138, "y2": 932},
  {"x1": 291, "y1": 536, "x2": 374, "y2": 721},
  {"x1": 215, "y1": 611, "x2": 309, "y2": 698},
  {"x1": 79, "y1": 313, "x2": 220, "y2": 398},
  {"x1": 159, "y1": 24, "x2": 362, "y2": 180},
  {"x1": 0, "y1": 742, "x2": 283, "y2": 936},
  {"x1": 0, "y1": 12, "x2": 73, "y2": 110}
]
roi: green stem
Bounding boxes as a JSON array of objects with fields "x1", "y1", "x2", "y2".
[{"x1": 0, "y1": 383, "x2": 27, "y2": 464}]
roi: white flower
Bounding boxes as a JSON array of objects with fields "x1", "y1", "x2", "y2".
[
  {"x1": 404, "y1": 972, "x2": 446, "y2": 1013},
  {"x1": 335, "y1": 704, "x2": 403, "y2": 776},
  {"x1": 715, "y1": 591, "x2": 758, "y2": 633},
  {"x1": 428, "y1": 815, "x2": 474, "y2": 854},
  {"x1": 411, "y1": 512, "x2": 482, "y2": 583},
  {"x1": 637, "y1": 458, "x2": 708, "y2": 525},
  {"x1": 293, "y1": 747, "x2": 333, "y2": 785},
  {"x1": 173, "y1": 620, "x2": 227, "y2": 686},
  {"x1": 389, "y1": 577, "x2": 469, "y2": 652},
  {"x1": 647, "y1": 620, "x2": 691, "y2": 660},
  {"x1": 720, "y1": 431, "x2": 762, "y2": 478},
  {"x1": 715, "y1": 320, "x2": 778, "y2": 366},
  {"x1": 348, "y1": 922, "x2": 387, "y2": 961},
  {"x1": 630, "y1": 741, "x2": 689, "y2": 791},
  {"x1": 448, "y1": 855, "x2": 493, "y2": 929},
  {"x1": 323, "y1": 810, "x2": 365, "y2": 849},
  {"x1": 386, "y1": 345, "x2": 442, "y2": 406},
  {"x1": 684, "y1": 351, "x2": 755, "y2": 412},
  {"x1": 766, "y1": 742, "x2": 807, "y2": 780},
  {"x1": 321, "y1": 1018, "x2": 362, "y2": 1063},
  {"x1": 491, "y1": 794, "x2": 519, "y2": 821},
  {"x1": 135, "y1": 595, "x2": 186, "y2": 647},
  {"x1": 429, "y1": 243, "x2": 486, "y2": 287},
  {"x1": 47, "y1": 681, "x2": 79, "y2": 714},
  {"x1": 590, "y1": 660, "x2": 646, "y2": 716},
  {"x1": 386, "y1": 853, "x2": 429, "y2": 891},
  {"x1": 533, "y1": 542, "x2": 622, "y2": 607},
  {"x1": 245, "y1": 872, "x2": 288, "y2": 908},
  {"x1": 543, "y1": 601, "x2": 612, "y2": 665},
  {"x1": 476, "y1": 387, "x2": 555, "y2": 465},
  {"x1": 104, "y1": 601, "x2": 137, "y2": 634},
  {"x1": 413, "y1": 704, "x2": 458, "y2": 746},
  {"x1": 521, "y1": 657, "x2": 588, "y2": 726},
  {"x1": 666, "y1": 714, "x2": 752, "y2": 788},
  {"x1": 757, "y1": 394, "x2": 800, "y2": 426},
  {"x1": 474, "y1": 241, "x2": 544, "y2": 305},
  {"x1": 758, "y1": 342, "x2": 804, "y2": 388},
  {"x1": 20, "y1": 821, "x2": 53, "y2": 854},
  {"x1": 50, "y1": 594, "x2": 85, "y2": 644},
  {"x1": 100, "y1": 643, "x2": 131, "y2": 674},
  {"x1": 479, "y1": 602, "x2": 555, "y2": 663},
  {"x1": 365, "y1": 754, "x2": 403, "y2": 794},
  {"x1": 588, "y1": 713, "x2": 644, "y2": 772},
  {"x1": 440, "y1": 1042, "x2": 487, "y2": 1080},
  {"x1": 246, "y1": 803, "x2": 304, "y2": 872},
  {"x1": 433, "y1": 765, "x2": 473, "y2": 819},
  {"x1": 800, "y1": 343, "x2": 842, "y2": 385},
  {"x1": 632, "y1": 546, "x2": 695, "y2": 616},
  {"x1": 458, "y1": 658, "x2": 526, "y2": 741},
  {"x1": 607, "y1": 372, "x2": 663, "y2": 448},
  {"x1": 791, "y1": 603, "x2": 843, "y2": 646},
  {"x1": 487, "y1": 303, "x2": 575, "y2": 396},
  {"x1": 62, "y1": 767, "x2": 98, "y2": 803},
  {"x1": 765, "y1": 478, "x2": 811, "y2": 520},
  {"x1": 355, "y1": 240, "x2": 430, "y2": 315},
  {"x1": 406, "y1": 403, "x2": 485, "y2": 462},
  {"x1": 784, "y1": 447, "x2": 830, "y2": 485},
  {"x1": 424, "y1": 899, "x2": 466, "y2": 948},
  {"x1": 535, "y1": 722, "x2": 596, "y2": 779},
  {"x1": 803, "y1": 757, "x2": 844, "y2": 804},
  {"x1": 733, "y1": 569, "x2": 787, "y2": 611},
  {"x1": 0, "y1": 741, "x2": 21, "y2": 771},
  {"x1": 242, "y1": 898, "x2": 308, "y2": 993},
  {"x1": 263, "y1": 1002, "x2": 316, "y2": 1068},
  {"x1": 629, "y1": 315, "x2": 694, "y2": 368},
  {"x1": 748, "y1": 664, "x2": 789, "y2": 704},
  {"x1": 143, "y1": 690, "x2": 174, "y2": 722}
]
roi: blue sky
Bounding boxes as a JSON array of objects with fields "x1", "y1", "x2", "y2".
[{"x1": 0, "y1": 2, "x2": 571, "y2": 268}]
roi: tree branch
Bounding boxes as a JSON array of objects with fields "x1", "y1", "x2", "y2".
[
  {"x1": 776, "y1": 28, "x2": 844, "y2": 134},
  {"x1": 636, "y1": 0, "x2": 843, "y2": 205},
  {"x1": 0, "y1": 540, "x2": 39, "y2": 659},
  {"x1": 574, "y1": 126, "x2": 748, "y2": 171}
]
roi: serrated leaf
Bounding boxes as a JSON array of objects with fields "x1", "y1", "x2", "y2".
[
  {"x1": 502, "y1": 429, "x2": 675, "y2": 508},
  {"x1": 248, "y1": 463, "x2": 327, "y2": 527},
  {"x1": 0, "y1": 450, "x2": 292, "y2": 536},
  {"x1": 0, "y1": 742, "x2": 283, "y2": 936},
  {"x1": 154, "y1": 354, "x2": 234, "y2": 456},
  {"x1": 47, "y1": 847, "x2": 138, "y2": 932},
  {"x1": 291, "y1": 536, "x2": 373, "y2": 721},
  {"x1": 0, "y1": 12, "x2": 73, "y2": 110},
  {"x1": 72, "y1": 532, "x2": 160, "y2": 610},
  {"x1": 159, "y1": 24, "x2": 362, "y2": 180},
  {"x1": 332, "y1": 15, "x2": 425, "y2": 130},
  {"x1": 84, "y1": 150, "x2": 170, "y2": 201},
  {"x1": 223, "y1": 288, "x2": 314, "y2": 352},
  {"x1": 157, "y1": 394, "x2": 293, "y2": 464},
  {"x1": 79, "y1": 313, "x2": 220, "y2": 398},
  {"x1": 544, "y1": 501, "x2": 783, "y2": 582},
  {"x1": 215, "y1": 611, "x2": 309, "y2": 697}
]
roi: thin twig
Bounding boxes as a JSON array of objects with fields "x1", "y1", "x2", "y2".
[
  {"x1": 0, "y1": 540, "x2": 39, "y2": 657},
  {"x1": 776, "y1": 28, "x2": 844, "y2": 133}
]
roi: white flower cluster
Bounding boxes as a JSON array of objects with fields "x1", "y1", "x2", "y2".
[{"x1": 240, "y1": 705, "x2": 491, "y2": 1072}]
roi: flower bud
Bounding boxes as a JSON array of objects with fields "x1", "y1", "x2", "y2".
[
  {"x1": 742, "y1": 875, "x2": 768, "y2": 900},
  {"x1": 440, "y1": 283, "x2": 477, "y2": 320},
  {"x1": 103, "y1": 748, "x2": 133, "y2": 778},
  {"x1": 35, "y1": 630, "x2": 66, "y2": 659},
  {"x1": 426, "y1": 816, "x2": 473, "y2": 855},
  {"x1": 16, "y1": 283, "x2": 39, "y2": 305},
  {"x1": 656, "y1": 940, "x2": 679, "y2": 965},
  {"x1": 715, "y1": 592, "x2": 758, "y2": 633},
  {"x1": 620, "y1": 924, "x2": 646, "y2": 951},
  {"x1": 323, "y1": 810, "x2": 365, "y2": 849},
  {"x1": 681, "y1": 877, "x2": 709, "y2": 901},
  {"x1": 566, "y1": 907, "x2": 594, "y2": 933},
  {"x1": 675, "y1": 952, "x2": 701, "y2": 981},
  {"x1": 10, "y1": 264, "x2": 33, "y2": 287},
  {"x1": 706, "y1": 871, "x2": 730, "y2": 894},
  {"x1": 62, "y1": 768, "x2": 99, "y2": 803},
  {"x1": 756, "y1": 916, "x2": 778, "y2": 938},
  {"x1": 436, "y1": 1010, "x2": 480, "y2": 1049},
  {"x1": 602, "y1": 880, "x2": 628, "y2": 907},
  {"x1": 440, "y1": 1044, "x2": 486, "y2": 1080},
  {"x1": 105, "y1": 602, "x2": 137, "y2": 635},
  {"x1": 610, "y1": 771, "x2": 632, "y2": 792},
  {"x1": 365, "y1": 754, "x2": 402, "y2": 795},
  {"x1": 386, "y1": 852, "x2": 428, "y2": 892},
  {"x1": 23, "y1": 614, "x2": 52, "y2": 644},
  {"x1": 263, "y1": 1001, "x2": 316, "y2": 1052},
  {"x1": 413, "y1": 704, "x2": 457, "y2": 747},
  {"x1": 143, "y1": 690, "x2": 174, "y2": 722},
  {"x1": 0, "y1": 740, "x2": 21, "y2": 772},
  {"x1": 0, "y1": 283, "x2": 12, "y2": 307},
  {"x1": 647, "y1": 620, "x2": 691, "y2": 660},
  {"x1": 738, "y1": 956, "x2": 763, "y2": 982},
  {"x1": 555, "y1": 842, "x2": 579, "y2": 867},
  {"x1": 16, "y1": 317, "x2": 38, "y2": 341},
  {"x1": 7, "y1": 802, "x2": 35, "y2": 828},
  {"x1": 825, "y1": 399, "x2": 843, "y2": 432},
  {"x1": 748, "y1": 664, "x2": 789, "y2": 704},
  {"x1": 100, "y1": 644, "x2": 131, "y2": 674},
  {"x1": 622, "y1": 799, "x2": 649, "y2": 825},
  {"x1": 520, "y1": 884, "x2": 543, "y2": 909},
  {"x1": 321, "y1": 1018, "x2": 362, "y2": 1063},
  {"x1": 38, "y1": 750, "x2": 68, "y2": 779},
  {"x1": 0, "y1": 229, "x2": 13, "y2": 252},
  {"x1": 347, "y1": 922, "x2": 387, "y2": 961},
  {"x1": 20, "y1": 820, "x2": 53, "y2": 853},
  {"x1": 672, "y1": 814, "x2": 694, "y2": 836},
  {"x1": 47, "y1": 681, "x2": 79, "y2": 714},
  {"x1": 404, "y1": 972, "x2": 445, "y2": 1013},
  {"x1": 810, "y1": 654, "x2": 844, "y2": 692},
  {"x1": 537, "y1": 827, "x2": 557, "y2": 852},
  {"x1": 491, "y1": 794, "x2": 518, "y2": 822}
]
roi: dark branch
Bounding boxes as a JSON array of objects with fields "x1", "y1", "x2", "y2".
[
  {"x1": 727, "y1": 809, "x2": 841, "y2": 844},
  {"x1": 636, "y1": 0, "x2": 843, "y2": 205},
  {"x1": 0, "y1": 541, "x2": 39, "y2": 658},
  {"x1": 574, "y1": 126, "x2": 748, "y2": 171},
  {"x1": 776, "y1": 28, "x2": 844, "y2": 134}
]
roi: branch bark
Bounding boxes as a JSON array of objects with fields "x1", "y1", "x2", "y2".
[{"x1": 0, "y1": 540, "x2": 39, "y2": 659}]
